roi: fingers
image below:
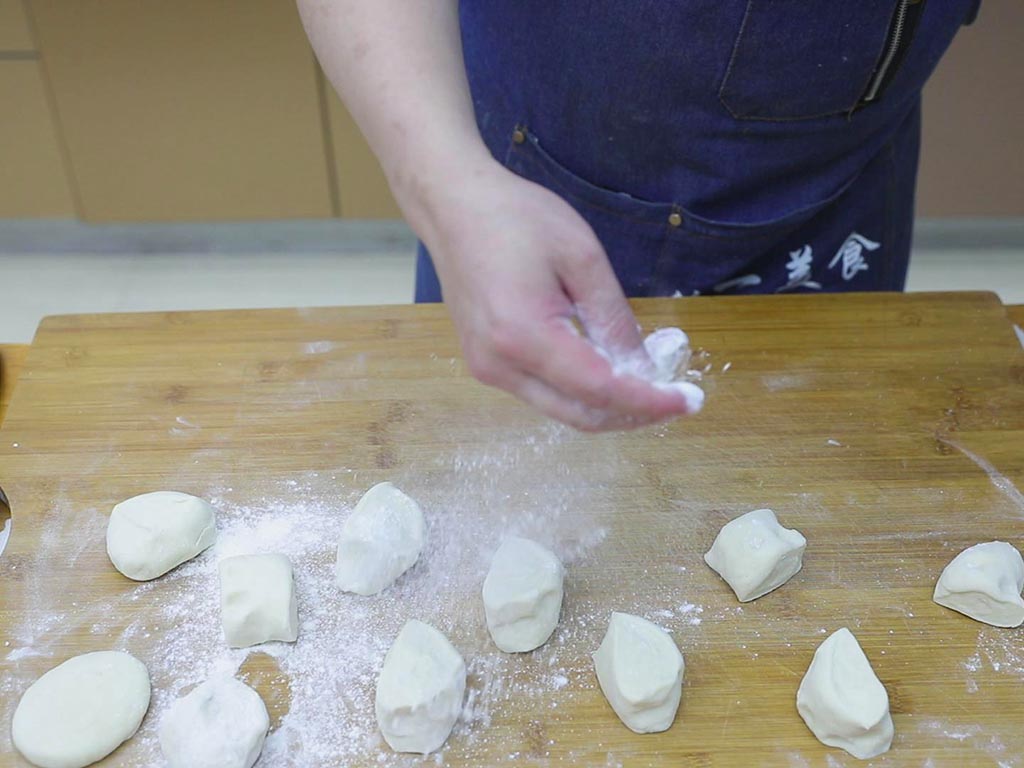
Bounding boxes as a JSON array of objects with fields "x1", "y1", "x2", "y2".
[
  {"x1": 555, "y1": 234, "x2": 645, "y2": 360},
  {"x1": 507, "y1": 318, "x2": 694, "y2": 422},
  {"x1": 503, "y1": 369, "x2": 656, "y2": 432}
]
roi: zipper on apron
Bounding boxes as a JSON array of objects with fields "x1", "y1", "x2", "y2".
[{"x1": 860, "y1": 0, "x2": 924, "y2": 105}]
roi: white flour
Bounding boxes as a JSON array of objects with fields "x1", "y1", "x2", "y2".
[
  {"x1": 594, "y1": 326, "x2": 709, "y2": 415},
  {"x1": 1, "y1": 425, "x2": 662, "y2": 766}
]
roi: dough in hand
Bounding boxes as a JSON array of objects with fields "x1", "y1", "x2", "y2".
[
  {"x1": 644, "y1": 328, "x2": 690, "y2": 381},
  {"x1": 644, "y1": 328, "x2": 705, "y2": 414},
  {"x1": 106, "y1": 491, "x2": 217, "y2": 580},
  {"x1": 482, "y1": 536, "x2": 564, "y2": 653},
  {"x1": 159, "y1": 677, "x2": 269, "y2": 768},
  {"x1": 704, "y1": 508, "x2": 806, "y2": 602},
  {"x1": 933, "y1": 541, "x2": 1024, "y2": 627},
  {"x1": 12, "y1": 651, "x2": 151, "y2": 768},
  {"x1": 375, "y1": 620, "x2": 466, "y2": 754},
  {"x1": 335, "y1": 482, "x2": 425, "y2": 596},
  {"x1": 219, "y1": 553, "x2": 299, "y2": 648},
  {"x1": 797, "y1": 628, "x2": 893, "y2": 760},
  {"x1": 592, "y1": 612, "x2": 685, "y2": 734}
]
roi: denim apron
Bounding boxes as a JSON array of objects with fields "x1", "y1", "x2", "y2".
[{"x1": 415, "y1": 1, "x2": 980, "y2": 301}]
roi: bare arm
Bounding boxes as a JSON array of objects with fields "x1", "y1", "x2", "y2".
[
  {"x1": 298, "y1": 1, "x2": 483, "y2": 239},
  {"x1": 298, "y1": 1, "x2": 697, "y2": 430}
]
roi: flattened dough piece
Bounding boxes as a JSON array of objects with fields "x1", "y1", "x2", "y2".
[
  {"x1": 12, "y1": 651, "x2": 151, "y2": 768},
  {"x1": 482, "y1": 536, "x2": 565, "y2": 653},
  {"x1": 375, "y1": 620, "x2": 466, "y2": 754},
  {"x1": 106, "y1": 491, "x2": 217, "y2": 580},
  {"x1": 704, "y1": 508, "x2": 806, "y2": 602},
  {"x1": 159, "y1": 677, "x2": 270, "y2": 768},
  {"x1": 797, "y1": 628, "x2": 894, "y2": 760},
  {"x1": 219, "y1": 553, "x2": 299, "y2": 648},
  {"x1": 593, "y1": 612, "x2": 685, "y2": 734},
  {"x1": 933, "y1": 541, "x2": 1024, "y2": 627},
  {"x1": 335, "y1": 482, "x2": 425, "y2": 596}
]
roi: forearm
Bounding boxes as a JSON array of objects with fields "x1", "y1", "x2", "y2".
[{"x1": 297, "y1": 0, "x2": 493, "y2": 241}]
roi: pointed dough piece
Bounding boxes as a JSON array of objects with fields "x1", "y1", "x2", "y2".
[
  {"x1": 335, "y1": 482, "x2": 425, "y2": 595},
  {"x1": 482, "y1": 536, "x2": 564, "y2": 653},
  {"x1": 593, "y1": 612, "x2": 685, "y2": 734},
  {"x1": 797, "y1": 628, "x2": 894, "y2": 760},
  {"x1": 375, "y1": 620, "x2": 466, "y2": 754}
]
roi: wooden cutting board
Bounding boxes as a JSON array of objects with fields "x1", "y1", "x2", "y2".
[{"x1": 1, "y1": 292, "x2": 1022, "y2": 768}]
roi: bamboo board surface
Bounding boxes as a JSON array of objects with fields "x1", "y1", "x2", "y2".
[
  {"x1": 1, "y1": 293, "x2": 1023, "y2": 767},
  {"x1": 0, "y1": 344, "x2": 29, "y2": 425}
]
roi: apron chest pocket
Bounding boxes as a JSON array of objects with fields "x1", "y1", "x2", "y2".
[{"x1": 719, "y1": 0, "x2": 900, "y2": 121}]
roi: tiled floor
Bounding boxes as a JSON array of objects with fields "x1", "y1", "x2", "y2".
[{"x1": 1, "y1": 232, "x2": 1022, "y2": 344}]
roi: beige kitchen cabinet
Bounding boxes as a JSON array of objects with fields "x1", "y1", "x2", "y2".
[
  {"x1": 0, "y1": 61, "x2": 76, "y2": 217},
  {"x1": 0, "y1": 0, "x2": 33, "y2": 50},
  {"x1": 27, "y1": 0, "x2": 333, "y2": 221}
]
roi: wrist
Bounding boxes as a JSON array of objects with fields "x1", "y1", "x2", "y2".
[{"x1": 387, "y1": 141, "x2": 504, "y2": 257}]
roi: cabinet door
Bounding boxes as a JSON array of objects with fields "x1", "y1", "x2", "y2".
[
  {"x1": 326, "y1": 86, "x2": 402, "y2": 220},
  {"x1": 28, "y1": 0, "x2": 333, "y2": 221},
  {"x1": 0, "y1": 61, "x2": 76, "y2": 217},
  {"x1": 0, "y1": 0, "x2": 33, "y2": 50}
]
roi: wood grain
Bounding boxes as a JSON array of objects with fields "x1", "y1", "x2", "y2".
[
  {"x1": 1, "y1": 293, "x2": 1023, "y2": 767},
  {"x1": 1007, "y1": 304, "x2": 1024, "y2": 329},
  {"x1": 0, "y1": 344, "x2": 29, "y2": 426}
]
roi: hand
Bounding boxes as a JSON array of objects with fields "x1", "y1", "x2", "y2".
[{"x1": 413, "y1": 160, "x2": 698, "y2": 431}]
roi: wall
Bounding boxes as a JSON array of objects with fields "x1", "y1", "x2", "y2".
[
  {"x1": 917, "y1": 0, "x2": 1023, "y2": 216},
  {"x1": 0, "y1": 1, "x2": 1019, "y2": 221}
]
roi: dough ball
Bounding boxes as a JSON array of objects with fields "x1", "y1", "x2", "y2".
[
  {"x1": 159, "y1": 677, "x2": 269, "y2": 768},
  {"x1": 375, "y1": 620, "x2": 466, "y2": 754},
  {"x1": 657, "y1": 380, "x2": 706, "y2": 414},
  {"x1": 704, "y1": 508, "x2": 806, "y2": 602},
  {"x1": 219, "y1": 554, "x2": 299, "y2": 648},
  {"x1": 797, "y1": 627, "x2": 893, "y2": 760},
  {"x1": 643, "y1": 327, "x2": 690, "y2": 382},
  {"x1": 482, "y1": 536, "x2": 564, "y2": 653},
  {"x1": 12, "y1": 651, "x2": 151, "y2": 768},
  {"x1": 106, "y1": 491, "x2": 217, "y2": 581},
  {"x1": 335, "y1": 482, "x2": 425, "y2": 596},
  {"x1": 592, "y1": 612, "x2": 684, "y2": 734},
  {"x1": 933, "y1": 540, "x2": 1024, "y2": 627}
]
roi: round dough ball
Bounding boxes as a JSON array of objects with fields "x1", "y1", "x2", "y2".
[
  {"x1": 12, "y1": 651, "x2": 151, "y2": 768},
  {"x1": 159, "y1": 678, "x2": 269, "y2": 768},
  {"x1": 107, "y1": 491, "x2": 217, "y2": 580}
]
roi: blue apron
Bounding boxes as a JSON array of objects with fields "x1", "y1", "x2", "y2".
[{"x1": 416, "y1": 1, "x2": 980, "y2": 301}]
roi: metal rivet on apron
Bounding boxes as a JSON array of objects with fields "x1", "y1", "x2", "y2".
[
  {"x1": 668, "y1": 211, "x2": 682, "y2": 227},
  {"x1": 512, "y1": 127, "x2": 526, "y2": 144}
]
